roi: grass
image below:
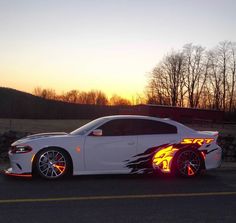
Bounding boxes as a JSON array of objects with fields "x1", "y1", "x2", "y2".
[{"x1": 0, "y1": 119, "x2": 90, "y2": 134}]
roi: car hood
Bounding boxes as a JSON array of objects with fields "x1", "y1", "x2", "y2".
[{"x1": 12, "y1": 132, "x2": 68, "y2": 146}]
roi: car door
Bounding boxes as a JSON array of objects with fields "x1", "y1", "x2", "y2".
[
  {"x1": 134, "y1": 119, "x2": 180, "y2": 153},
  {"x1": 84, "y1": 119, "x2": 138, "y2": 172}
]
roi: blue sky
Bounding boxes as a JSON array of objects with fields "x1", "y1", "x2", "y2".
[{"x1": 0, "y1": 0, "x2": 236, "y2": 99}]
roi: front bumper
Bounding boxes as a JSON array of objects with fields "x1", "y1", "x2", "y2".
[
  {"x1": 6, "y1": 151, "x2": 34, "y2": 176},
  {"x1": 4, "y1": 167, "x2": 32, "y2": 178}
]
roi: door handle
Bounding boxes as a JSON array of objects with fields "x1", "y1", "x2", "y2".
[{"x1": 128, "y1": 141, "x2": 135, "y2": 145}]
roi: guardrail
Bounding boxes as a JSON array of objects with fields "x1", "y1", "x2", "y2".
[{"x1": 218, "y1": 136, "x2": 236, "y2": 162}]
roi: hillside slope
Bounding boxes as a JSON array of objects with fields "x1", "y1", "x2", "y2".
[{"x1": 0, "y1": 87, "x2": 119, "y2": 119}]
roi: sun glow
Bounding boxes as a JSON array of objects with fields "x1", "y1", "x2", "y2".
[{"x1": 1, "y1": 1, "x2": 235, "y2": 102}]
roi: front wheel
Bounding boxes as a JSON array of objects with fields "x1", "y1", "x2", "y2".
[
  {"x1": 34, "y1": 148, "x2": 70, "y2": 179},
  {"x1": 172, "y1": 149, "x2": 203, "y2": 177}
]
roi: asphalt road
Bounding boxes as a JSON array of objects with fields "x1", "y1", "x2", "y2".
[{"x1": 0, "y1": 168, "x2": 236, "y2": 223}]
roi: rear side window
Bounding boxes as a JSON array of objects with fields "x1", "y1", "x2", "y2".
[{"x1": 131, "y1": 119, "x2": 177, "y2": 135}]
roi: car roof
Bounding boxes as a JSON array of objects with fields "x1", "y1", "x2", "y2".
[{"x1": 102, "y1": 115, "x2": 170, "y2": 122}]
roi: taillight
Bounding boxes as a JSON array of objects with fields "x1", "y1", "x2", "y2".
[{"x1": 10, "y1": 145, "x2": 32, "y2": 154}]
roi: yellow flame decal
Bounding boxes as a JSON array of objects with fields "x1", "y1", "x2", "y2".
[{"x1": 152, "y1": 146, "x2": 178, "y2": 173}]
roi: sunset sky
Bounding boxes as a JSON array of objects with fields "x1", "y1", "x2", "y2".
[{"x1": 1, "y1": 0, "x2": 236, "y2": 100}]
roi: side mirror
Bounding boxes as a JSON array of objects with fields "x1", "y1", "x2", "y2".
[{"x1": 92, "y1": 129, "x2": 103, "y2": 136}]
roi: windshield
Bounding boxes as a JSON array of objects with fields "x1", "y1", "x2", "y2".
[{"x1": 70, "y1": 117, "x2": 108, "y2": 135}]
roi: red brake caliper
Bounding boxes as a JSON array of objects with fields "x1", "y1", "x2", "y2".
[{"x1": 187, "y1": 164, "x2": 194, "y2": 176}]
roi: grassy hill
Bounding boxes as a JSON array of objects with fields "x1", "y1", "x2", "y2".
[{"x1": 0, "y1": 87, "x2": 119, "y2": 119}]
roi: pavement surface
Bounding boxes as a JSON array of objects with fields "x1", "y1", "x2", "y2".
[{"x1": 0, "y1": 163, "x2": 236, "y2": 223}]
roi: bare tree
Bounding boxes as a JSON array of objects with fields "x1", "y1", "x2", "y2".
[
  {"x1": 207, "y1": 50, "x2": 222, "y2": 109},
  {"x1": 183, "y1": 44, "x2": 208, "y2": 108},
  {"x1": 147, "y1": 51, "x2": 186, "y2": 106},
  {"x1": 164, "y1": 51, "x2": 185, "y2": 106},
  {"x1": 109, "y1": 94, "x2": 131, "y2": 106},
  {"x1": 33, "y1": 87, "x2": 57, "y2": 100},
  {"x1": 63, "y1": 90, "x2": 79, "y2": 103},
  {"x1": 216, "y1": 41, "x2": 232, "y2": 110},
  {"x1": 73, "y1": 90, "x2": 108, "y2": 105},
  {"x1": 229, "y1": 42, "x2": 236, "y2": 111},
  {"x1": 94, "y1": 90, "x2": 108, "y2": 105},
  {"x1": 146, "y1": 69, "x2": 170, "y2": 105},
  {"x1": 33, "y1": 87, "x2": 43, "y2": 97}
]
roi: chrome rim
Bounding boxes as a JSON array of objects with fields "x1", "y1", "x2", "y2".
[
  {"x1": 38, "y1": 150, "x2": 67, "y2": 178},
  {"x1": 176, "y1": 150, "x2": 201, "y2": 176}
]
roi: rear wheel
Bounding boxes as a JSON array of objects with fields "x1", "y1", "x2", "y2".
[
  {"x1": 34, "y1": 148, "x2": 70, "y2": 179},
  {"x1": 173, "y1": 149, "x2": 203, "y2": 177}
]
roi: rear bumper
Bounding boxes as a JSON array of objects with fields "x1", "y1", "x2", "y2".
[{"x1": 204, "y1": 146, "x2": 222, "y2": 170}]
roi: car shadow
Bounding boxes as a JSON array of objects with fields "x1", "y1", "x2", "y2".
[{"x1": 1, "y1": 170, "x2": 220, "y2": 183}]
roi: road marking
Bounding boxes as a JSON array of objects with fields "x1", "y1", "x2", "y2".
[{"x1": 0, "y1": 191, "x2": 236, "y2": 204}]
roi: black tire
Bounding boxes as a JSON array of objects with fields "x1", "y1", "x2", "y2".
[
  {"x1": 172, "y1": 149, "x2": 203, "y2": 177},
  {"x1": 34, "y1": 148, "x2": 70, "y2": 179}
]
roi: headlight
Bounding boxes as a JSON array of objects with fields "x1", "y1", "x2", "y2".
[{"x1": 10, "y1": 145, "x2": 32, "y2": 154}]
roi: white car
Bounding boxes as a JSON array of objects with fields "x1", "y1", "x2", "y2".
[{"x1": 5, "y1": 115, "x2": 222, "y2": 179}]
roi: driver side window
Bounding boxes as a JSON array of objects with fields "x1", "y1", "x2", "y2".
[{"x1": 97, "y1": 119, "x2": 134, "y2": 136}]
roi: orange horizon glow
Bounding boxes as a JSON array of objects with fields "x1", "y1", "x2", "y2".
[
  {"x1": 1, "y1": 1, "x2": 235, "y2": 103},
  {"x1": 0, "y1": 83, "x2": 140, "y2": 102}
]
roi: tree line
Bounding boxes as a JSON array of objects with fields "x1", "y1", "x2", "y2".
[
  {"x1": 33, "y1": 40, "x2": 236, "y2": 112},
  {"x1": 146, "y1": 41, "x2": 236, "y2": 111},
  {"x1": 33, "y1": 88, "x2": 132, "y2": 106}
]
